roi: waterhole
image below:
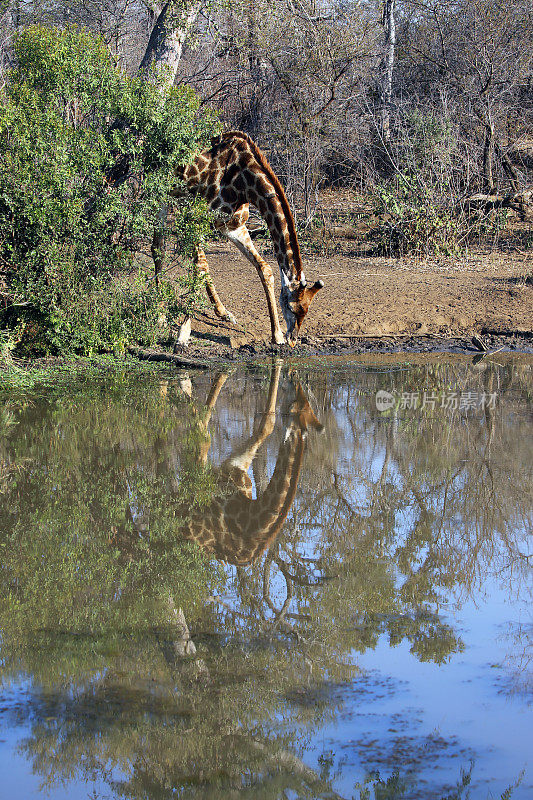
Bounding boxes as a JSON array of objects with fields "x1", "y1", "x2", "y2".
[{"x1": 0, "y1": 355, "x2": 531, "y2": 799}]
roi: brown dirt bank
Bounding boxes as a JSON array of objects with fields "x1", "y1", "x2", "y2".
[{"x1": 179, "y1": 240, "x2": 533, "y2": 357}]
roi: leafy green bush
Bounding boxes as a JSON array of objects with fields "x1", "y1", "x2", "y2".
[
  {"x1": 369, "y1": 176, "x2": 510, "y2": 258},
  {"x1": 370, "y1": 178, "x2": 463, "y2": 257},
  {"x1": 368, "y1": 111, "x2": 506, "y2": 257},
  {"x1": 0, "y1": 25, "x2": 217, "y2": 354}
]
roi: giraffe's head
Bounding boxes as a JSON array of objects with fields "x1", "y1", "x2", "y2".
[{"x1": 281, "y1": 278, "x2": 324, "y2": 347}]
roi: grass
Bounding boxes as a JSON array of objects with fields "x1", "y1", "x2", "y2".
[{"x1": 0, "y1": 352, "x2": 179, "y2": 396}]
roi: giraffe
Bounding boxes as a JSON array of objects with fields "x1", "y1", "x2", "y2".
[
  {"x1": 168, "y1": 361, "x2": 323, "y2": 565},
  {"x1": 165, "y1": 131, "x2": 324, "y2": 347}
]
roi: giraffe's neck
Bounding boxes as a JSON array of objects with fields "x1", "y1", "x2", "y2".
[
  {"x1": 260, "y1": 189, "x2": 304, "y2": 291},
  {"x1": 228, "y1": 131, "x2": 304, "y2": 289}
]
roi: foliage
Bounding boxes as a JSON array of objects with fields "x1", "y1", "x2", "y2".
[
  {"x1": 0, "y1": 328, "x2": 15, "y2": 363},
  {"x1": 0, "y1": 24, "x2": 218, "y2": 354},
  {"x1": 370, "y1": 183, "x2": 462, "y2": 258},
  {"x1": 370, "y1": 182, "x2": 509, "y2": 258},
  {"x1": 367, "y1": 113, "x2": 509, "y2": 257}
]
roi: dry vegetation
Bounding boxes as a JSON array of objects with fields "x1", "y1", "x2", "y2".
[{"x1": 3, "y1": 1, "x2": 532, "y2": 221}]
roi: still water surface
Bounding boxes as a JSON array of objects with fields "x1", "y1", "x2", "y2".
[{"x1": 0, "y1": 356, "x2": 531, "y2": 799}]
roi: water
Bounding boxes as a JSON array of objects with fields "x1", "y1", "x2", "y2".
[{"x1": 0, "y1": 355, "x2": 531, "y2": 799}]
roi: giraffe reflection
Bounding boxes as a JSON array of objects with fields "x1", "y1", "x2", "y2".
[{"x1": 173, "y1": 361, "x2": 323, "y2": 565}]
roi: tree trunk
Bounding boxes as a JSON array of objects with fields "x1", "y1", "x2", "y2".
[
  {"x1": 139, "y1": 0, "x2": 203, "y2": 83},
  {"x1": 138, "y1": 0, "x2": 204, "y2": 285},
  {"x1": 380, "y1": 0, "x2": 396, "y2": 146},
  {"x1": 482, "y1": 120, "x2": 495, "y2": 192},
  {"x1": 496, "y1": 142, "x2": 521, "y2": 193}
]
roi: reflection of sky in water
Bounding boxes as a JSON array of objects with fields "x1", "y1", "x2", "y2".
[
  {"x1": 0, "y1": 724, "x2": 74, "y2": 800},
  {"x1": 220, "y1": 566, "x2": 532, "y2": 795},
  {"x1": 207, "y1": 371, "x2": 532, "y2": 798},
  {"x1": 303, "y1": 582, "x2": 533, "y2": 799},
  {"x1": 0, "y1": 683, "x2": 125, "y2": 799},
  {"x1": 0, "y1": 360, "x2": 531, "y2": 799}
]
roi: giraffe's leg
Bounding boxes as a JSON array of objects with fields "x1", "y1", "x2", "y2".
[
  {"x1": 202, "y1": 371, "x2": 230, "y2": 426},
  {"x1": 218, "y1": 213, "x2": 285, "y2": 346},
  {"x1": 196, "y1": 247, "x2": 237, "y2": 325},
  {"x1": 152, "y1": 204, "x2": 168, "y2": 287},
  {"x1": 174, "y1": 248, "x2": 235, "y2": 349},
  {"x1": 196, "y1": 371, "x2": 230, "y2": 464}
]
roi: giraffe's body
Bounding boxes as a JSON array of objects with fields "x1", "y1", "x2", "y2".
[
  {"x1": 169, "y1": 132, "x2": 324, "y2": 346},
  {"x1": 172, "y1": 364, "x2": 322, "y2": 564}
]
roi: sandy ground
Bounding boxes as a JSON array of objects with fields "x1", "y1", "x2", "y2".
[{"x1": 179, "y1": 235, "x2": 532, "y2": 356}]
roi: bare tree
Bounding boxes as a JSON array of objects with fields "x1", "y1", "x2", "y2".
[
  {"x1": 379, "y1": 0, "x2": 396, "y2": 148},
  {"x1": 137, "y1": 1, "x2": 207, "y2": 290},
  {"x1": 398, "y1": 0, "x2": 533, "y2": 195}
]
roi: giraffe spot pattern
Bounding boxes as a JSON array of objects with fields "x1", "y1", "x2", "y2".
[
  {"x1": 232, "y1": 174, "x2": 246, "y2": 193},
  {"x1": 221, "y1": 186, "x2": 238, "y2": 205}
]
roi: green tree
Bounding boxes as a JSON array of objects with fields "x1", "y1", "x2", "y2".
[{"x1": 0, "y1": 24, "x2": 217, "y2": 354}]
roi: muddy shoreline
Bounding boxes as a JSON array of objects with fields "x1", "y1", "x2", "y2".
[
  {"x1": 125, "y1": 330, "x2": 533, "y2": 373},
  {"x1": 229, "y1": 330, "x2": 533, "y2": 357},
  {"x1": 4, "y1": 332, "x2": 531, "y2": 384}
]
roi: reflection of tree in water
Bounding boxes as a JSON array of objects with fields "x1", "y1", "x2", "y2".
[
  {"x1": 264, "y1": 358, "x2": 532, "y2": 664},
  {"x1": 0, "y1": 365, "x2": 347, "y2": 798},
  {"x1": 0, "y1": 357, "x2": 531, "y2": 798}
]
